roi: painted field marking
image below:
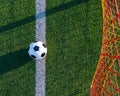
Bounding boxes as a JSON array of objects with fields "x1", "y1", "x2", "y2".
[{"x1": 35, "y1": 0, "x2": 46, "y2": 96}]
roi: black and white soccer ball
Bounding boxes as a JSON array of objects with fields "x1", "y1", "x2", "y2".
[{"x1": 28, "y1": 41, "x2": 47, "y2": 60}]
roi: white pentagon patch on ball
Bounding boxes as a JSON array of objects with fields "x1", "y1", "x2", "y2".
[{"x1": 28, "y1": 41, "x2": 47, "y2": 60}]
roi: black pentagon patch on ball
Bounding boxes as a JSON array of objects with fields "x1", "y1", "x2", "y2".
[
  {"x1": 42, "y1": 43, "x2": 46, "y2": 48},
  {"x1": 33, "y1": 46, "x2": 39, "y2": 51},
  {"x1": 31, "y1": 55, "x2": 36, "y2": 58},
  {"x1": 41, "y1": 52, "x2": 45, "y2": 57}
]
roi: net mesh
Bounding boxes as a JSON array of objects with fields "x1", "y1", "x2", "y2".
[{"x1": 90, "y1": 0, "x2": 120, "y2": 96}]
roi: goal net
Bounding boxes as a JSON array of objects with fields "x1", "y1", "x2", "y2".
[{"x1": 90, "y1": 0, "x2": 120, "y2": 95}]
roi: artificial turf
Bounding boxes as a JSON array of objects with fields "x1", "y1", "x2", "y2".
[
  {"x1": 46, "y1": 0, "x2": 102, "y2": 96},
  {"x1": 0, "y1": 0, "x2": 35, "y2": 95}
]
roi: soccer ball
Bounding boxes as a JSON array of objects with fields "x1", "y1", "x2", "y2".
[{"x1": 28, "y1": 41, "x2": 47, "y2": 60}]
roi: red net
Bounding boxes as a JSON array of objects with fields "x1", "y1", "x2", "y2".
[{"x1": 90, "y1": 0, "x2": 120, "y2": 96}]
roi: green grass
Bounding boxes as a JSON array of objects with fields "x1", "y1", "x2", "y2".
[
  {"x1": 0, "y1": 0, "x2": 35, "y2": 95},
  {"x1": 0, "y1": 0, "x2": 102, "y2": 95},
  {"x1": 46, "y1": 0, "x2": 102, "y2": 96}
]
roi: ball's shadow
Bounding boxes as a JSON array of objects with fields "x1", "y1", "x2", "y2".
[{"x1": 0, "y1": 48, "x2": 31, "y2": 74}]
